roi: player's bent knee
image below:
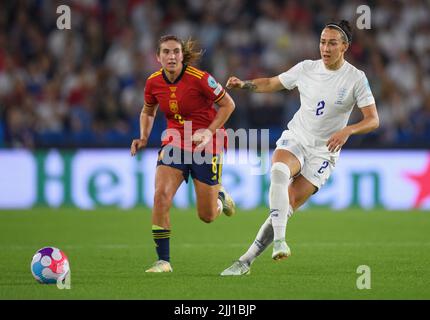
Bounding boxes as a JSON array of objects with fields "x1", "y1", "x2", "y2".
[
  {"x1": 271, "y1": 162, "x2": 291, "y2": 185},
  {"x1": 198, "y1": 215, "x2": 216, "y2": 223},
  {"x1": 198, "y1": 209, "x2": 217, "y2": 223}
]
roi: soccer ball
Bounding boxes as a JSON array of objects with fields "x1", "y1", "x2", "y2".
[{"x1": 31, "y1": 247, "x2": 70, "y2": 284}]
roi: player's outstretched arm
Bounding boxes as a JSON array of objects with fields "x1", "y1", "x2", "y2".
[
  {"x1": 327, "y1": 104, "x2": 379, "y2": 152},
  {"x1": 131, "y1": 103, "x2": 158, "y2": 156},
  {"x1": 226, "y1": 76, "x2": 284, "y2": 93}
]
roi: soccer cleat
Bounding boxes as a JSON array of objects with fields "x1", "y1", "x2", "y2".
[
  {"x1": 218, "y1": 186, "x2": 236, "y2": 217},
  {"x1": 272, "y1": 239, "x2": 291, "y2": 261},
  {"x1": 145, "y1": 260, "x2": 173, "y2": 273},
  {"x1": 220, "y1": 261, "x2": 250, "y2": 276}
]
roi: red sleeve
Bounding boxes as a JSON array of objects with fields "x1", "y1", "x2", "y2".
[
  {"x1": 199, "y1": 72, "x2": 226, "y2": 103},
  {"x1": 144, "y1": 79, "x2": 157, "y2": 106}
]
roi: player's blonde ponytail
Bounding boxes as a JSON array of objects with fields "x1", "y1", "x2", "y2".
[
  {"x1": 157, "y1": 35, "x2": 203, "y2": 65},
  {"x1": 181, "y1": 37, "x2": 203, "y2": 65}
]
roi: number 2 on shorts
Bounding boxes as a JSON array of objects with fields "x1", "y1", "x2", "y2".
[{"x1": 317, "y1": 160, "x2": 329, "y2": 174}]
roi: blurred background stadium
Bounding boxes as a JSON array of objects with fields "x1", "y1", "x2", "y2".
[{"x1": 0, "y1": 0, "x2": 429, "y2": 149}]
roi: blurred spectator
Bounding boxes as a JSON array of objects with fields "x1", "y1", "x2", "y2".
[{"x1": 0, "y1": 0, "x2": 429, "y2": 149}]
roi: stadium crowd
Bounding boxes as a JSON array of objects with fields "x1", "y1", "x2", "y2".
[{"x1": 0, "y1": 0, "x2": 429, "y2": 149}]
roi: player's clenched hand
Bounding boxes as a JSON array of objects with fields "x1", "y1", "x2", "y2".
[
  {"x1": 226, "y1": 76, "x2": 244, "y2": 89},
  {"x1": 192, "y1": 129, "x2": 213, "y2": 150},
  {"x1": 130, "y1": 138, "x2": 147, "y2": 156},
  {"x1": 326, "y1": 128, "x2": 352, "y2": 152}
]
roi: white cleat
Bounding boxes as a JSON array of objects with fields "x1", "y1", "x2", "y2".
[
  {"x1": 145, "y1": 260, "x2": 173, "y2": 273},
  {"x1": 272, "y1": 239, "x2": 291, "y2": 261},
  {"x1": 220, "y1": 261, "x2": 250, "y2": 276},
  {"x1": 218, "y1": 186, "x2": 236, "y2": 217}
]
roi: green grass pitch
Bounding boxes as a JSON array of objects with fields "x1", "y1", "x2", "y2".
[{"x1": 1, "y1": 207, "x2": 430, "y2": 299}]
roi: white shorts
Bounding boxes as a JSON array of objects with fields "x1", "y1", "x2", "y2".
[{"x1": 275, "y1": 130, "x2": 337, "y2": 190}]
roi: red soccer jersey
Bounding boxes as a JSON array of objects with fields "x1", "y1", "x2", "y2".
[{"x1": 144, "y1": 64, "x2": 227, "y2": 154}]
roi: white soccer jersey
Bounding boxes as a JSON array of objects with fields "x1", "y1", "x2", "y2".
[{"x1": 278, "y1": 59, "x2": 375, "y2": 154}]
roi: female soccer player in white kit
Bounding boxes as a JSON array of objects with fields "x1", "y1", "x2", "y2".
[{"x1": 221, "y1": 20, "x2": 380, "y2": 275}]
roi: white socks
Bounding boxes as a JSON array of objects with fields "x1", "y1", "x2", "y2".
[
  {"x1": 237, "y1": 161, "x2": 293, "y2": 266},
  {"x1": 239, "y1": 217, "x2": 273, "y2": 265},
  {"x1": 239, "y1": 204, "x2": 294, "y2": 266},
  {"x1": 269, "y1": 162, "x2": 291, "y2": 241}
]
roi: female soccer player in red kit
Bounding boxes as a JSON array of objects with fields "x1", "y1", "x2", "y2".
[{"x1": 131, "y1": 35, "x2": 236, "y2": 272}]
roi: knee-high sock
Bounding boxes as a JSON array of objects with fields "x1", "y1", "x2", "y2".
[
  {"x1": 239, "y1": 216, "x2": 273, "y2": 265},
  {"x1": 269, "y1": 162, "x2": 291, "y2": 241},
  {"x1": 239, "y1": 205, "x2": 295, "y2": 266},
  {"x1": 152, "y1": 225, "x2": 171, "y2": 262}
]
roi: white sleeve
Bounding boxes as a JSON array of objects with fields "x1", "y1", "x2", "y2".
[
  {"x1": 354, "y1": 73, "x2": 375, "y2": 108},
  {"x1": 278, "y1": 62, "x2": 303, "y2": 90}
]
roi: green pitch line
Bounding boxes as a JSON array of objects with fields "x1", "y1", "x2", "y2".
[{"x1": 0, "y1": 207, "x2": 429, "y2": 299}]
